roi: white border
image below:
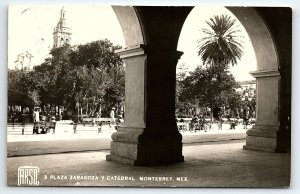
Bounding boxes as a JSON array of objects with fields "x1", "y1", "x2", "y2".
[{"x1": 1, "y1": 0, "x2": 299, "y2": 194}]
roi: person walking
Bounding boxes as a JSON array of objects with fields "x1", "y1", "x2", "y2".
[
  {"x1": 109, "y1": 107, "x2": 115, "y2": 128},
  {"x1": 73, "y1": 121, "x2": 77, "y2": 134},
  {"x1": 72, "y1": 115, "x2": 78, "y2": 134},
  {"x1": 98, "y1": 122, "x2": 103, "y2": 133},
  {"x1": 49, "y1": 116, "x2": 56, "y2": 134},
  {"x1": 32, "y1": 107, "x2": 40, "y2": 134}
]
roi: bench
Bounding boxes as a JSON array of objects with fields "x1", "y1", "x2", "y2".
[{"x1": 82, "y1": 118, "x2": 112, "y2": 126}]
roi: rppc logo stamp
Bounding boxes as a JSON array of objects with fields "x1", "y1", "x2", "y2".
[{"x1": 18, "y1": 166, "x2": 40, "y2": 186}]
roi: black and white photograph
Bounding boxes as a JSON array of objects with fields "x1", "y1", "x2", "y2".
[{"x1": 6, "y1": 4, "x2": 292, "y2": 188}]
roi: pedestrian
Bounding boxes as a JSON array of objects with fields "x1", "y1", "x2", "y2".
[
  {"x1": 33, "y1": 108, "x2": 40, "y2": 123},
  {"x1": 115, "y1": 115, "x2": 122, "y2": 131},
  {"x1": 190, "y1": 115, "x2": 199, "y2": 132},
  {"x1": 49, "y1": 116, "x2": 56, "y2": 134},
  {"x1": 243, "y1": 112, "x2": 249, "y2": 129},
  {"x1": 230, "y1": 117, "x2": 237, "y2": 130},
  {"x1": 109, "y1": 107, "x2": 115, "y2": 128},
  {"x1": 21, "y1": 122, "x2": 25, "y2": 135},
  {"x1": 73, "y1": 121, "x2": 77, "y2": 134},
  {"x1": 218, "y1": 115, "x2": 223, "y2": 130},
  {"x1": 92, "y1": 117, "x2": 96, "y2": 127},
  {"x1": 98, "y1": 122, "x2": 103, "y2": 133},
  {"x1": 32, "y1": 107, "x2": 40, "y2": 134},
  {"x1": 33, "y1": 122, "x2": 39, "y2": 134},
  {"x1": 199, "y1": 116, "x2": 207, "y2": 132}
]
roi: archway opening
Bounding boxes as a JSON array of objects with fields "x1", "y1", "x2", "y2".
[
  {"x1": 176, "y1": 7, "x2": 257, "y2": 139},
  {"x1": 175, "y1": 6, "x2": 280, "y2": 153}
]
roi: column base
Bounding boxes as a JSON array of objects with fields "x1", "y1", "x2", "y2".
[
  {"x1": 276, "y1": 129, "x2": 291, "y2": 153},
  {"x1": 106, "y1": 127, "x2": 184, "y2": 166},
  {"x1": 243, "y1": 125, "x2": 278, "y2": 152}
]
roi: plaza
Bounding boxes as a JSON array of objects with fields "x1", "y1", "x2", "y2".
[
  {"x1": 7, "y1": 140, "x2": 290, "y2": 187},
  {"x1": 6, "y1": 5, "x2": 292, "y2": 188},
  {"x1": 6, "y1": 121, "x2": 290, "y2": 187}
]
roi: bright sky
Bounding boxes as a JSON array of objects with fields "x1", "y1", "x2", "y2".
[
  {"x1": 8, "y1": 5, "x2": 125, "y2": 68},
  {"x1": 8, "y1": 5, "x2": 256, "y2": 81},
  {"x1": 177, "y1": 7, "x2": 257, "y2": 81}
]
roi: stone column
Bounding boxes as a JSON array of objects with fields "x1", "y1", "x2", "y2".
[
  {"x1": 243, "y1": 69, "x2": 281, "y2": 152},
  {"x1": 106, "y1": 45, "x2": 184, "y2": 166}
]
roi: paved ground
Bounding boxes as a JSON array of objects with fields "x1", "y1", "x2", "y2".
[
  {"x1": 7, "y1": 121, "x2": 248, "y2": 141},
  {"x1": 7, "y1": 122, "x2": 246, "y2": 157},
  {"x1": 7, "y1": 141, "x2": 290, "y2": 187},
  {"x1": 8, "y1": 122, "x2": 289, "y2": 188}
]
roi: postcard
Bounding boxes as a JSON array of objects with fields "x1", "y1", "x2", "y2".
[{"x1": 7, "y1": 5, "x2": 291, "y2": 187}]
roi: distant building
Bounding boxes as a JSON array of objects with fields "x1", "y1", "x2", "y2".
[
  {"x1": 238, "y1": 80, "x2": 256, "y2": 98},
  {"x1": 53, "y1": 7, "x2": 72, "y2": 48},
  {"x1": 14, "y1": 51, "x2": 33, "y2": 71},
  {"x1": 176, "y1": 62, "x2": 189, "y2": 81}
]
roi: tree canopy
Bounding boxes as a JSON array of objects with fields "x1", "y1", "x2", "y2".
[
  {"x1": 197, "y1": 14, "x2": 244, "y2": 68},
  {"x1": 175, "y1": 14, "x2": 247, "y2": 118},
  {"x1": 176, "y1": 66, "x2": 242, "y2": 117},
  {"x1": 8, "y1": 39, "x2": 124, "y2": 118}
]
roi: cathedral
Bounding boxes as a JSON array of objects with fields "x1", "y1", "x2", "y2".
[{"x1": 53, "y1": 7, "x2": 72, "y2": 48}]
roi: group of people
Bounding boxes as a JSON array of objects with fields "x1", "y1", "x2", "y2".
[
  {"x1": 177, "y1": 113, "x2": 254, "y2": 132},
  {"x1": 32, "y1": 113, "x2": 57, "y2": 134},
  {"x1": 190, "y1": 116, "x2": 210, "y2": 132},
  {"x1": 109, "y1": 107, "x2": 124, "y2": 130}
]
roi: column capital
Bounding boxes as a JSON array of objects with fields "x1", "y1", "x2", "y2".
[
  {"x1": 116, "y1": 44, "x2": 184, "y2": 61},
  {"x1": 146, "y1": 46, "x2": 184, "y2": 61},
  {"x1": 116, "y1": 44, "x2": 146, "y2": 59},
  {"x1": 250, "y1": 69, "x2": 280, "y2": 78}
]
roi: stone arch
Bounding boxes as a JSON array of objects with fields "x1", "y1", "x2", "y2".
[
  {"x1": 107, "y1": 6, "x2": 289, "y2": 166},
  {"x1": 226, "y1": 7, "x2": 282, "y2": 152},
  {"x1": 178, "y1": 7, "x2": 282, "y2": 151},
  {"x1": 227, "y1": 7, "x2": 278, "y2": 71},
  {"x1": 112, "y1": 6, "x2": 146, "y2": 47}
]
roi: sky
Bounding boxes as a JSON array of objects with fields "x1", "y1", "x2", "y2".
[
  {"x1": 8, "y1": 5, "x2": 256, "y2": 81},
  {"x1": 177, "y1": 6, "x2": 257, "y2": 81},
  {"x1": 8, "y1": 5, "x2": 125, "y2": 68}
]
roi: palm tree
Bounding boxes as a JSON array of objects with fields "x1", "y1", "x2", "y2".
[{"x1": 197, "y1": 14, "x2": 244, "y2": 69}]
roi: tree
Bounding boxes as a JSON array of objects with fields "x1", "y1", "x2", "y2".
[
  {"x1": 30, "y1": 44, "x2": 75, "y2": 116},
  {"x1": 177, "y1": 66, "x2": 242, "y2": 119},
  {"x1": 178, "y1": 14, "x2": 245, "y2": 120},
  {"x1": 70, "y1": 39, "x2": 124, "y2": 117},
  {"x1": 8, "y1": 69, "x2": 37, "y2": 109},
  {"x1": 102, "y1": 66, "x2": 125, "y2": 117},
  {"x1": 8, "y1": 39, "x2": 125, "y2": 119},
  {"x1": 197, "y1": 14, "x2": 244, "y2": 69},
  {"x1": 71, "y1": 39, "x2": 122, "y2": 70}
]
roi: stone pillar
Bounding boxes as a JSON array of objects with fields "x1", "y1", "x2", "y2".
[
  {"x1": 106, "y1": 45, "x2": 184, "y2": 166},
  {"x1": 243, "y1": 69, "x2": 281, "y2": 152}
]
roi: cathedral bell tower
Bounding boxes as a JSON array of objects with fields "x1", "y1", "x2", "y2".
[{"x1": 53, "y1": 7, "x2": 72, "y2": 48}]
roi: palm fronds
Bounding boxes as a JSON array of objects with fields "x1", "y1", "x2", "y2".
[{"x1": 197, "y1": 14, "x2": 244, "y2": 67}]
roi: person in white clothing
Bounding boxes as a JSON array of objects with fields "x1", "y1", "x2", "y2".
[{"x1": 109, "y1": 107, "x2": 115, "y2": 128}]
